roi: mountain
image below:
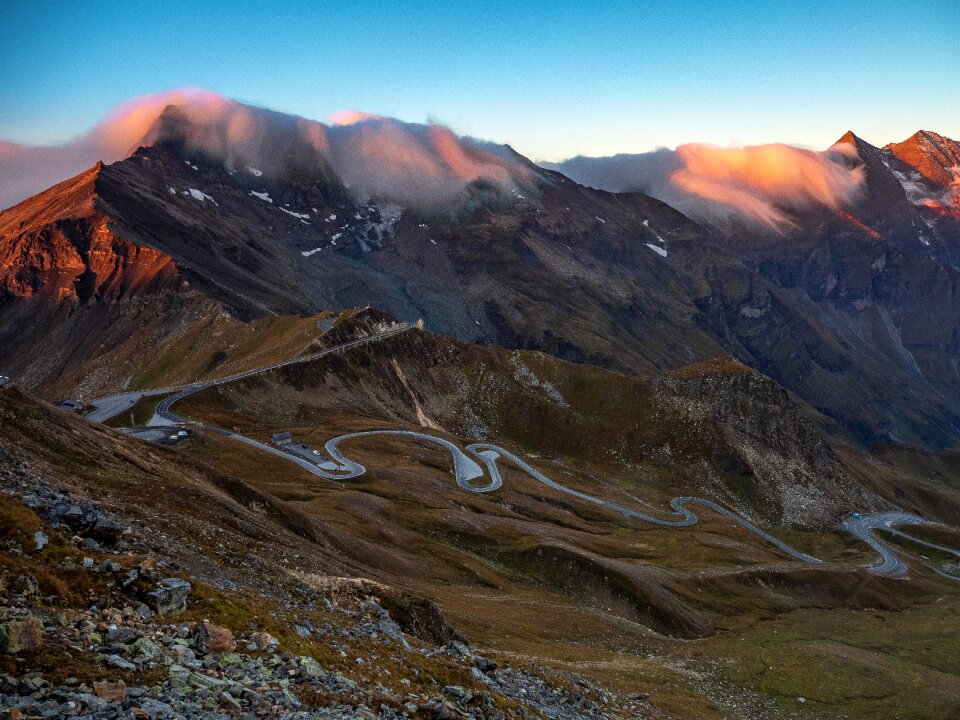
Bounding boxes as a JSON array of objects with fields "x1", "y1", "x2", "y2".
[
  {"x1": 2, "y1": 93, "x2": 960, "y2": 451},
  {"x1": 885, "y1": 130, "x2": 960, "y2": 194},
  {"x1": 4, "y1": 94, "x2": 960, "y2": 719}
]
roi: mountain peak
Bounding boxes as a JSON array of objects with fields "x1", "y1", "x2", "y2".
[
  {"x1": 835, "y1": 130, "x2": 861, "y2": 146},
  {"x1": 884, "y1": 129, "x2": 960, "y2": 190}
]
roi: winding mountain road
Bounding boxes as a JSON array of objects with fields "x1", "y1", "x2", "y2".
[
  {"x1": 85, "y1": 324, "x2": 415, "y2": 425},
  {"x1": 84, "y1": 324, "x2": 960, "y2": 581}
]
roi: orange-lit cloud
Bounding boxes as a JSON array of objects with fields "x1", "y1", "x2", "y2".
[
  {"x1": 0, "y1": 90, "x2": 529, "y2": 211},
  {"x1": 547, "y1": 142, "x2": 866, "y2": 231},
  {"x1": 328, "y1": 110, "x2": 384, "y2": 126},
  {"x1": 670, "y1": 142, "x2": 864, "y2": 228}
]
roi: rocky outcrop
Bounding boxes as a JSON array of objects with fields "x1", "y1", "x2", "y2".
[
  {"x1": 0, "y1": 164, "x2": 180, "y2": 304},
  {"x1": 658, "y1": 358, "x2": 883, "y2": 528}
]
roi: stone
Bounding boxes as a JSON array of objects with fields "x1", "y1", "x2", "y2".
[
  {"x1": 106, "y1": 653, "x2": 136, "y2": 670},
  {"x1": 33, "y1": 531, "x2": 48, "y2": 551},
  {"x1": 0, "y1": 619, "x2": 42, "y2": 654},
  {"x1": 105, "y1": 627, "x2": 142, "y2": 645},
  {"x1": 93, "y1": 679, "x2": 127, "y2": 703},
  {"x1": 132, "y1": 636, "x2": 161, "y2": 661},
  {"x1": 144, "y1": 578, "x2": 191, "y2": 615},
  {"x1": 247, "y1": 631, "x2": 278, "y2": 651},
  {"x1": 442, "y1": 685, "x2": 472, "y2": 704},
  {"x1": 10, "y1": 575, "x2": 38, "y2": 596},
  {"x1": 297, "y1": 656, "x2": 325, "y2": 680},
  {"x1": 473, "y1": 655, "x2": 497, "y2": 673},
  {"x1": 197, "y1": 624, "x2": 236, "y2": 654}
]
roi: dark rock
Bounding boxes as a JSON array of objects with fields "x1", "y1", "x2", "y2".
[
  {"x1": 9, "y1": 575, "x2": 38, "y2": 596},
  {"x1": 442, "y1": 685, "x2": 472, "y2": 704},
  {"x1": 474, "y1": 656, "x2": 497, "y2": 673},
  {"x1": 105, "y1": 627, "x2": 142, "y2": 645},
  {"x1": 143, "y1": 578, "x2": 191, "y2": 615}
]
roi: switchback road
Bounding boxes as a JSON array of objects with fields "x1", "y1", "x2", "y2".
[{"x1": 83, "y1": 323, "x2": 959, "y2": 581}]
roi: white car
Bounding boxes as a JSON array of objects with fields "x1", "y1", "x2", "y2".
[
  {"x1": 312, "y1": 450, "x2": 321, "y2": 456},
  {"x1": 177, "y1": 430, "x2": 189, "y2": 437}
]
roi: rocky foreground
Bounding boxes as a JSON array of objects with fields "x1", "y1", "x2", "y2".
[{"x1": 0, "y1": 460, "x2": 650, "y2": 719}]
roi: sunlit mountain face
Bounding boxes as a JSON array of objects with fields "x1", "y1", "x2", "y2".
[{"x1": 884, "y1": 130, "x2": 960, "y2": 222}]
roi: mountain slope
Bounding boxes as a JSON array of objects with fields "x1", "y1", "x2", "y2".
[{"x1": 3, "y1": 100, "x2": 960, "y2": 448}]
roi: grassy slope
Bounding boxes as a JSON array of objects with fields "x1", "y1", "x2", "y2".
[{"x1": 165, "y1": 328, "x2": 960, "y2": 719}]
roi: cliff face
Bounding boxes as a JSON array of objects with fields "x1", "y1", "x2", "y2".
[
  {"x1": 0, "y1": 163, "x2": 201, "y2": 393},
  {"x1": 0, "y1": 164, "x2": 180, "y2": 304}
]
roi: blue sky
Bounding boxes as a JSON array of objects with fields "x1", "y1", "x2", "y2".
[{"x1": 1, "y1": 0, "x2": 958, "y2": 161}]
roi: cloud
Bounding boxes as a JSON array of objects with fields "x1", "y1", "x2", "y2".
[
  {"x1": 546, "y1": 142, "x2": 865, "y2": 231},
  {"x1": 0, "y1": 89, "x2": 530, "y2": 212}
]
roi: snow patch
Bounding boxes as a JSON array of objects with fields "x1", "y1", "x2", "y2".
[
  {"x1": 250, "y1": 190, "x2": 273, "y2": 203},
  {"x1": 245, "y1": 166, "x2": 263, "y2": 177},
  {"x1": 646, "y1": 243, "x2": 668, "y2": 257},
  {"x1": 187, "y1": 188, "x2": 217, "y2": 205},
  {"x1": 301, "y1": 247, "x2": 323, "y2": 257},
  {"x1": 279, "y1": 207, "x2": 311, "y2": 221}
]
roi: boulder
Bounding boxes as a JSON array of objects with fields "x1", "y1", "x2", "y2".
[
  {"x1": 247, "y1": 631, "x2": 279, "y2": 651},
  {"x1": 0, "y1": 619, "x2": 42, "y2": 654},
  {"x1": 197, "y1": 623, "x2": 236, "y2": 654},
  {"x1": 144, "y1": 578, "x2": 191, "y2": 615},
  {"x1": 9, "y1": 575, "x2": 38, "y2": 596},
  {"x1": 105, "y1": 627, "x2": 142, "y2": 645}
]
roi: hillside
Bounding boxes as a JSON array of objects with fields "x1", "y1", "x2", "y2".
[
  {"x1": 4, "y1": 127, "x2": 960, "y2": 449},
  {"x1": 3, "y1": 319, "x2": 960, "y2": 718}
]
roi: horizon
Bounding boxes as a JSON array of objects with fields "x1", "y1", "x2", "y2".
[{"x1": 2, "y1": 1, "x2": 959, "y2": 162}]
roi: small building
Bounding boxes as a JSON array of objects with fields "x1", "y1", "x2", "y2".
[{"x1": 270, "y1": 432, "x2": 293, "y2": 446}]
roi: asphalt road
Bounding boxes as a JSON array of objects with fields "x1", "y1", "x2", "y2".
[
  {"x1": 81, "y1": 323, "x2": 959, "y2": 580},
  {"x1": 84, "y1": 324, "x2": 414, "y2": 425},
  {"x1": 86, "y1": 388, "x2": 183, "y2": 423}
]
